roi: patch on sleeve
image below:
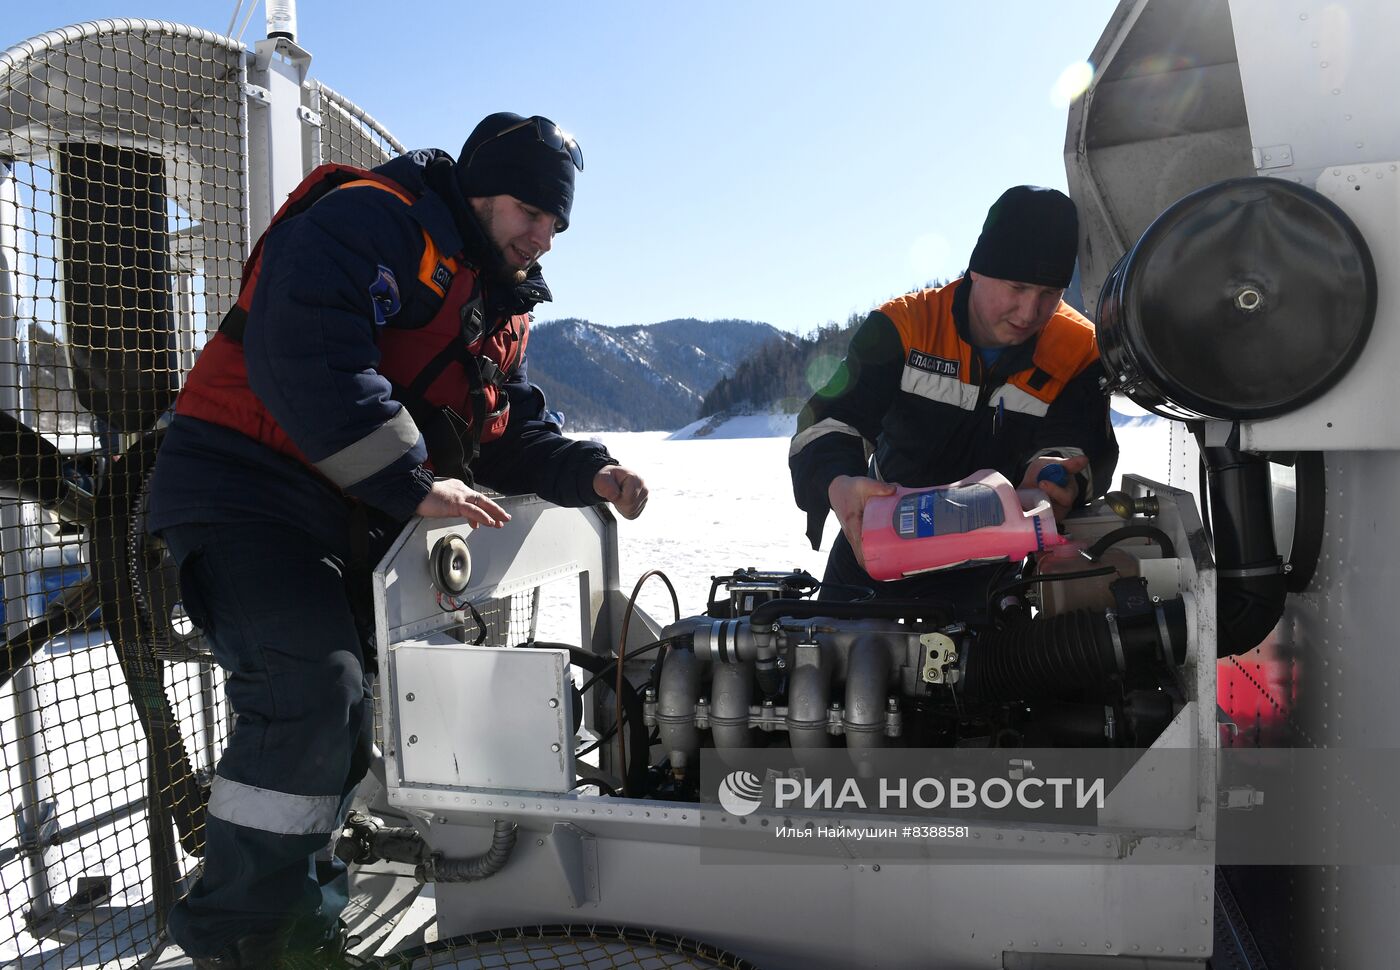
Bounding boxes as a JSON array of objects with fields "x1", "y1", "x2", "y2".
[
  {"x1": 431, "y1": 262, "x2": 454, "y2": 293},
  {"x1": 368, "y1": 264, "x2": 402, "y2": 325}
]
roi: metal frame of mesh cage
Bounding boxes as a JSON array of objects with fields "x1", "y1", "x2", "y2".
[
  {"x1": 0, "y1": 20, "x2": 410, "y2": 969},
  {"x1": 378, "y1": 924, "x2": 763, "y2": 970}
]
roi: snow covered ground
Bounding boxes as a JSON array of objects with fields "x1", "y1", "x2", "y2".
[{"x1": 540, "y1": 408, "x2": 1181, "y2": 635}]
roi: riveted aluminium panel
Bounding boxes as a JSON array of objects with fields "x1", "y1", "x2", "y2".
[{"x1": 392, "y1": 640, "x2": 574, "y2": 793}]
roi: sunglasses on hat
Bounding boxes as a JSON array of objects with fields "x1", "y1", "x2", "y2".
[{"x1": 466, "y1": 115, "x2": 584, "y2": 172}]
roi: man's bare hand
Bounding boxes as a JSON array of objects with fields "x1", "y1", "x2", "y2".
[
  {"x1": 593, "y1": 465, "x2": 649, "y2": 520},
  {"x1": 415, "y1": 479, "x2": 511, "y2": 528},
  {"x1": 1019, "y1": 454, "x2": 1089, "y2": 524},
  {"x1": 828, "y1": 475, "x2": 898, "y2": 570}
]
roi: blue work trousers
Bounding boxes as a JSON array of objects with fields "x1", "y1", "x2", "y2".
[{"x1": 160, "y1": 522, "x2": 374, "y2": 957}]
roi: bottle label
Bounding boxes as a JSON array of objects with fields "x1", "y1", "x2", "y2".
[{"x1": 894, "y1": 484, "x2": 1004, "y2": 539}]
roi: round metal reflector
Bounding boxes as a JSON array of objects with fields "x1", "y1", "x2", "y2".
[{"x1": 1096, "y1": 177, "x2": 1376, "y2": 420}]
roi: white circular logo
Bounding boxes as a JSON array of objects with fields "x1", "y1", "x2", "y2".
[{"x1": 718, "y1": 770, "x2": 764, "y2": 817}]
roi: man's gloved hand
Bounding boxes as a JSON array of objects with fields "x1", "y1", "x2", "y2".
[
  {"x1": 828, "y1": 474, "x2": 897, "y2": 570},
  {"x1": 593, "y1": 465, "x2": 649, "y2": 520},
  {"x1": 1019, "y1": 454, "x2": 1089, "y2": 524},
  {"x1": 415, "y1": 479, "x2": 511, "y2": 528}
]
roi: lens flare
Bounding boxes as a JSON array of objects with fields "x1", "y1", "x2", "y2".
[
  {"x1": 808, "y1": 354, "x2": 846, "y2": 395},
  {"x1": 1050, "y1": 61, "x2": 1095, "y2": 108}
]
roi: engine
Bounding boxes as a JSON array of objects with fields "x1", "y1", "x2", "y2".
[{"x1": 636, "y1": 528, "x2": 1186, "y2": 791}]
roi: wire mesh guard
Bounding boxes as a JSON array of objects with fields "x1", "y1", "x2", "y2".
[{"x1": 0, "y1": 19, "x2": 425, "y2": 969}]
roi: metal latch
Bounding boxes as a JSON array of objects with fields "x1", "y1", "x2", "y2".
[
  {"x1": 919, "y1": 632, "x2": 958, "y2": 685},
  {"x1": 1219, "y1": 786, "x2": 1265, "y2": 810}
]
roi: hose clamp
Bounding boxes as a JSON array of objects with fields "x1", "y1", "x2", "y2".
[
  {"x1": 1155, "y1": 604, "x2": 1177, "y2": 665},
  {"x1": 1217, "y1": 563, "x2": 1285, "y2": 579},
  {"x1": 1104, "y1": 610, "x2": 1127, "y2": 673}
]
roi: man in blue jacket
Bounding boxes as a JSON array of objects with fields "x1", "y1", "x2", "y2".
[{"x1": 148, "y1": 112, "x2": 646, "y2": 968}]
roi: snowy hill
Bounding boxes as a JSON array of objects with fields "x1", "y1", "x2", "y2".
[
  {"x1": 669, "y1": 411, "x2": 799, "y2": 440},
  {"x1": 527, "y1": 317, "x2": 782, "y2": 431}
]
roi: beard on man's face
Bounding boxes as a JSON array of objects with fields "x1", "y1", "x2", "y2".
[{"x1": 476, "y1": 203, "x2": 534, "y2": 285}]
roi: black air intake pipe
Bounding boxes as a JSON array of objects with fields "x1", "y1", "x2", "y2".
[
  {"x1": 963, "y1": 599, "x2": 1187, "y2": 702},
  {"x1": 1199, "y1": 441, "x2": 1288, "y2": 657}
]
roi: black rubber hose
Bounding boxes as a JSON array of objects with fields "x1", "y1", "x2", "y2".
[
  {"x1": 419, "y1": 819, "x2": 517, "y2": 883},
  {"x1": 748, "y1": 597, "x2": 952, "y2": 629},
  {"x1": 1198, "y1": 442, "x2": 1288, "y2": 657},
  {"x1": 533, "y1": 642, "x2": 650, "y2": 797},
  {"x1": 1084, "y1": 525, "x2": 1176, "y2": 561},
  {"x1": 963, "y1": 600, "x2": 1187, "y2": 701}
]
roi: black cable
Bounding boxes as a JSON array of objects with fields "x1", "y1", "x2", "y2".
[
  {"x1": 1084, "y1": 525, "x2": 1176, "y2": 561},
  {"x1": 575, "y1": 638, "x2": 674, "y2": 696},
  {"x1": 991, "y1": 565, "x2": 1118, "y2": 599},
  {"x1": 571, "y1": 777, "x2": 619, "y2": 796},
  {"x1": 528, "y1": 642, "x2": 650, "y2": 795},
  {"x1": 574, "y1": 725, "x2": 618, "y2": 759}
]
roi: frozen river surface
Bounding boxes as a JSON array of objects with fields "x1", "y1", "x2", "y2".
[{"x1": 541, "y1": 417, "x2": 1177, "y2": 635}]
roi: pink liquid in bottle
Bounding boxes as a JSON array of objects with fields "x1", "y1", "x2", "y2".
[{"x1": 859, "y1": 469, "x2": 1066, "y2": 581}]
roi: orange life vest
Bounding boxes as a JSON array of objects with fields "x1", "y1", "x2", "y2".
[{"x1": 175, "y1": 164, "x2": 526, "y2": 482}]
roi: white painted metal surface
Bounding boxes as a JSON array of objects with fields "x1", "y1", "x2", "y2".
[
  {"x1": 372, "y1": 481, "x2": 1217, "y2": 969},
  {"x1": 393, "y1": 639, "x2": 574, "y2": 793}
]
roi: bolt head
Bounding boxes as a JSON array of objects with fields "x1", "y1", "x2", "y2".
[{"x1": 1234, "y1": 287, "x2": 1263, "y2": 311}]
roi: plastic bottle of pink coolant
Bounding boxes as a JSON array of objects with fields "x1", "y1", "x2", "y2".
[{"x1": 859, "y1": 469, "x2": 1066, "y2": 581}]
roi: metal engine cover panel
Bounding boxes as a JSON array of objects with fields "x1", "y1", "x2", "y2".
[{"x1": 390, "y1": 638, "x2": 574, "y2": 794}]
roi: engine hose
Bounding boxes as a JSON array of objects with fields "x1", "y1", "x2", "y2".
[
  {"x1": 748, "y1": 597, "x2": 952, "y2": 629},
  {"x1": 337, "y1": 812, "x2": 432, "y2": 867},
  {"x1": 532, "y1": 642, "x2": 650, "y2": 796},
  {"x1": 1084, "y1": 525, "x2": 1176, "y2": 561},
  {"x1": 963, "y1": 600, "x2": 1187, "y2": 702},
  {"x1": 1197, "y1": 441, "x2": 1288, "y2": 656},
  {"x1": 418, "y1": 819, "x2": 517, "y2": 883}
]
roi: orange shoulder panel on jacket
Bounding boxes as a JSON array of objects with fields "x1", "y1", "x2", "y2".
[
  {"x1": 333, "y1": 178, "x2": 458, "y2": 298},
  {"x1": 1032, "y1": 302, "x2": 1100, "y2": 380},
  {"x1": 877, "y1": 280, "x2": 964, "y2": 361}
]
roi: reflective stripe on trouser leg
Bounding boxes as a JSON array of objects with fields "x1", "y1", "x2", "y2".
[{"x1": 159, "y1": 521, "x2": 373, "y2": 957}]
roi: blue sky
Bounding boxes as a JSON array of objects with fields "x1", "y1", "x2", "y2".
[{"x1": 6, "y1": 1, "x2": 1121, "y2": 333}]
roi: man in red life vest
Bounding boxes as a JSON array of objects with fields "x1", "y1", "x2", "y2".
[{"x1": 148, "y1": 113, "x2": 646, "y2": 967}]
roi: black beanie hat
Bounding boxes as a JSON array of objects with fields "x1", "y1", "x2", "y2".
[
  {"x1": 456, "y1": 112, "x2": 577, "y2": 231},
  {"x1": 967, "y1": 185, "x2": 1079, "y2": 288}
]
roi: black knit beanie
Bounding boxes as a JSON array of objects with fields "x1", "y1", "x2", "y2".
[
  {"x1": 456, "y1": 112, "x2": 577, "y2": 231},
  {"x1": 967, "y1": 185, "x2": 1079, "y2": 288}
]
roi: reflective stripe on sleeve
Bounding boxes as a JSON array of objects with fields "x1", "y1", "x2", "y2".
[
  {"x1": 312, "y1": 407, "x2": 421, "y2": 488},
  {"x1": 207, "y1": 776, "x2": 342, "y2": 836},
  {"x1": 789, "y1": 418, "x2": 865, "y2": 458},
  {"x1": 901, "y1": 367, "x2": 979, "y2": 411},
  {"x1": 988, "y1": 384, "x2": 1051, "y2": 418}
]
